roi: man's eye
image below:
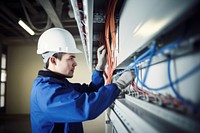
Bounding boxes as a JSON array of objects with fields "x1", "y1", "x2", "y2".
[{"x1": 68, "y1": 58, "x2": 74, "y2": 60}]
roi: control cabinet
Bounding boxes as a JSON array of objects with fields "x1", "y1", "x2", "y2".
[{"x1": 72, "y1": 0, "x2": 200, "y2": 132}]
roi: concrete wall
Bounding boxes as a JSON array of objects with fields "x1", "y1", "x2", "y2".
[{"x1": 6, "y1": 41, "x2": 104, "y2": 132}]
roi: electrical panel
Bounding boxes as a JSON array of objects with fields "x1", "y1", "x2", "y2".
[{"x1": 72, "y1": 0, "x2": 200, "y2": 132}]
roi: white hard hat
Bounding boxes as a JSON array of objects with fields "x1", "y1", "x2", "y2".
[{"x1": 37, "y1": 28, "x2": 82, "y2": 54}]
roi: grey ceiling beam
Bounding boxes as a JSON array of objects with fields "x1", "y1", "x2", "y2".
[{"x1": 38, "y1": 0, "x2": 63, "y2": 28}]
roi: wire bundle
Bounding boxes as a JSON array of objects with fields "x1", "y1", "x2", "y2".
[
  {"x1": 99, "y1": 0, "x2": 118, "y2": 84},
  {"x1": 118, "y1": 38, "x2": 200, "y2": 111},
  {"x1": 20, "y1": 0, "x2": 52, "y2": 34}
]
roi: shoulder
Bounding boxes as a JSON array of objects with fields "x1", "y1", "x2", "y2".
[{"x1": 32, "y1": 76, "x2": 67, "y2": 91}]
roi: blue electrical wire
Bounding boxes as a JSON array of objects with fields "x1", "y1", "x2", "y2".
[
  {"x1": 134, "y1": 56, "x2": 200, "y2": 91},
  {"x1": 134, "y1": 44, "x2": 155, "y2": 63},
  {"x1": 115, "y1": 42, "x2": 156, "y2": 77},
  {"x1": 133, "y1": 54, "x2": 200, "y2": 110},
  {"x1": 167, "y1": 55, "x2": 200, "y2": 110},
  {"x1": 155, "y1": 37, "x2": 182, "y2": 56},
  {"x1": 117, "y1": 34, "x2": 200, "y2": 110},
  {"x1": 115, "y1": 62, "x2": 134, "y2": 77},
  {"x1": 134, "y1": 64, "x2": 170, "y2": 91},
  {"x1": 172, "y1": 62, "x2": 200, "y2": 86},
  {"x1": 135, "y1": 43, "x2": 156, "y2": 89},
  {"x1": 133, "y1": 38, "x2": 181, "y2": 66},
  {"x1": 142, "y1": 43, "x2": 156, "y2": 84}
]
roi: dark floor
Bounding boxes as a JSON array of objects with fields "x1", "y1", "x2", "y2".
[{"x1": 0, "y1": 114, "x2": 31, "y2": 133}]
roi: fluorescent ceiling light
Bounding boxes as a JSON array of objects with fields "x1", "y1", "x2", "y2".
[{"x1": 18, "y1": 20, "x2": 35, "y2": 35}]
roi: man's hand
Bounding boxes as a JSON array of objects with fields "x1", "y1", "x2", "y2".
[
  {"x1": 113, "y1": 70, "x2": 135, "y2": 90},
  {"x1": 96, "y1": 45, "x2": 107, "y2": 71}
]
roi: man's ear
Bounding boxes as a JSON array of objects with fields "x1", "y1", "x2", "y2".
[{"x1": 49, "y1": 56, "x2": 57, "y2": 65}]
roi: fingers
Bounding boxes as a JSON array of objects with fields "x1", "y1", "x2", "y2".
[
  {"x1": 101, "y1": 48, "x2": 106, "y2": 56},
  {"x1": 98, "y1": 45, "x2": 105, "y2": 53}
]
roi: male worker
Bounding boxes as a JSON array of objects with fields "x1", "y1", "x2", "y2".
[{"x1": 30, "y1": 28, "x2": 135, "y2": 133}]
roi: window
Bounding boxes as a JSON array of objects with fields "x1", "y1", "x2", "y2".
[{"x1": 0, "y1": 47, "x2": 7, "y2": 113}]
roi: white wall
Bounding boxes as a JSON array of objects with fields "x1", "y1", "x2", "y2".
[{"x1": 6, "y1": 41, "x2": 105, "y2": 132}]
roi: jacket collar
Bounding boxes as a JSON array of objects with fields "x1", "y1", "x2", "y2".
[{"x1": 38, "y1": 69, "x2": 67, "y2": 79}]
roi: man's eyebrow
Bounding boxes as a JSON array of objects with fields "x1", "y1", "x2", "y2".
[{"x1": 70, "y1": 55, "x2": 76, "y2": 58}]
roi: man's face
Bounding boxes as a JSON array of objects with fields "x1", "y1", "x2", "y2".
[{"x1": 54, "y1": 53, "x2": 77, "y2": 78}]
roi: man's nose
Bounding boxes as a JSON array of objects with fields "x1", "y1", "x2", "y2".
[{"x1": 73, "y1": 61, "x2": 77, "y2": 67}]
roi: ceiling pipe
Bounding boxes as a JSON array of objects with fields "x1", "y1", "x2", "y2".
[{"x1": 38, "y1": 0, "x2": 63, "y2": 28}]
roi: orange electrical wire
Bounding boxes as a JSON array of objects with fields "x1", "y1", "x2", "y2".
[
  {"x1": 109, "y1": 0, "x2": 117, "y2": 84},
  {"x1": 105, "y1": 0, "x2": 112, "y2": 73},
  {"x1": 98, "y1": 0, "x2": 118, "y2": 84},
  {"x1": 104, "y1": 0, "x2": 118, "y2": 84}
]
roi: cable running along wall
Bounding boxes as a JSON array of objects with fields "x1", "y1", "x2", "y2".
[{"x1": 99, "y1": 0, "x2": 118, "y2": 84}]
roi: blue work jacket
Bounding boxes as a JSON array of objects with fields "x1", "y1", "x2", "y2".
[{"x1": 30, "y1": 69, "x2": 120, "y2": 133}]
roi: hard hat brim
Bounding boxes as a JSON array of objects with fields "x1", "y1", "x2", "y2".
[{"x1": 37, "y1": 48, "x2": 82, "y2": 54}]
